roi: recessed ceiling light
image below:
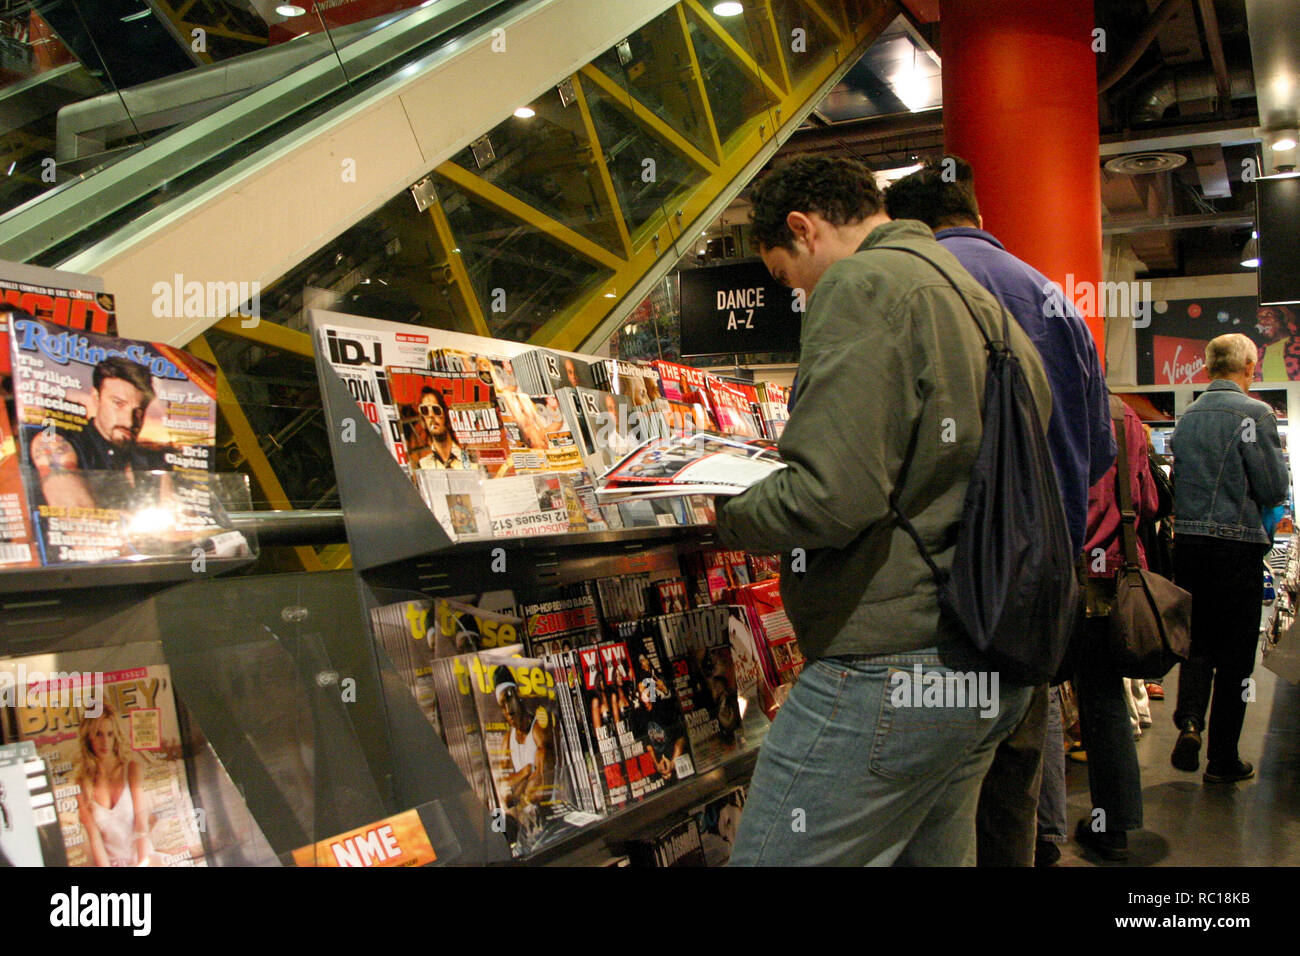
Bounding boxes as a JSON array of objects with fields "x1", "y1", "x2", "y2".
[
  {"x1": 514, "y1": 106, "x2": 536, "y2": 119},
  {"x1": 713, "y1": 1, "x2": 744, "y2": 16},
  {"x1": 603, "y1": 291, "x2": 617, "y2": 298},
  {"x1": 276, "y1": 4, "x2": 307, "y2": 17},
  {"x1": 1273, "y1": 131, "x2": 1298, "y2": 151}
]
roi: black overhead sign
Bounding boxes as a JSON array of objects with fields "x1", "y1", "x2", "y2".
[{"x1": 679, "y1": 259, "x2": 801, "y2": 356}]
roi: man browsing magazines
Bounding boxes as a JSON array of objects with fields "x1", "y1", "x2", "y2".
[{"x1": 714, "y1": 156, "x2": 1054, "y2": 866}]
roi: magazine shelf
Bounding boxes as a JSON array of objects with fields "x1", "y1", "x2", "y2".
[
  {"x1": 0, "y1": 555, "x2": 256, "y2": 600},
  {"x1": 518, "y1": 714, "x2": 769, "y2": 866},
  {"x1": 0, "y1": 470, "x2": 258, "y2": 598},
  {"x1": 313, "y1": 314, "x2": 776, "y2": 866},
  {"x1": 2, "y1": 569, "x2": 511, "y2": 866}
]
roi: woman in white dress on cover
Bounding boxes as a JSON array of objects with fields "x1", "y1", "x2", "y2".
[{"x1": 76, "y1": 705, "x2": 152, "y2": 867}]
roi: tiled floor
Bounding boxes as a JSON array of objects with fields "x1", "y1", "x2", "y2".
[{"x1": 1059, "y1": 655, "x2": 1300, "y2": 866}]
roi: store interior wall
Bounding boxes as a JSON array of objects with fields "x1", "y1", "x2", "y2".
[{"x1": 1104, "y1": 240, "x2": 1259, "y2": 389}]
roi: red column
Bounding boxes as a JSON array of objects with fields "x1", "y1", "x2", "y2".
[{"x1": 939, "y1": 0, "x2": 1105, "y2": 361}]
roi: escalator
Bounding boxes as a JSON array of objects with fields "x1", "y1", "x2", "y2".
[{"x1": 0, "y1": 0, "x2": 899, "y2": 568}]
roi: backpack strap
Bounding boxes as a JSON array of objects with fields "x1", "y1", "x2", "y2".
[
  {"x1": 870, "y1": 244, "x2": 1017, "y2": 584},
  {"x1": 873, "y1": 245, "x2": 1013, "y2": 352}
]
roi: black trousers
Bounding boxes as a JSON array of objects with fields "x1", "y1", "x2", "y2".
[
  {"x1": 1173, "y1": 534, "x2": 1269, "y2": 769},
  {"x1": 974, "y1": 683, "x2": 1049, "y2": 866}
]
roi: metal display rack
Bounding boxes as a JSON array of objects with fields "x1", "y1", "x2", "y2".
[{"x1": 313, "y1": 312, "x2": 769, "y2": 865}]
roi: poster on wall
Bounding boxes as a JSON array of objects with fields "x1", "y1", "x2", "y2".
[{"x1": 1136, "y1": 296, "x2": 1300, "y2": 384}]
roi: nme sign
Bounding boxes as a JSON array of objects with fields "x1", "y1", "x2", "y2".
[
  {"x1": 291, "y1": 809, "x2": 436, "y2": 867},
  {"x1": 679, "y1": 259, "x2": 800, "y2": 356}
]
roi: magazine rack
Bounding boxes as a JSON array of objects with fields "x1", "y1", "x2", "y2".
[
  {"x1": 0, "y1": 471, "x2": 258, "y2": 597},
  {"x1": 312, "y1": 310, "x2": 772, "y2": 865},
  {"x1": 1, "y1": 572, "x2": 508, "y2": 866}
]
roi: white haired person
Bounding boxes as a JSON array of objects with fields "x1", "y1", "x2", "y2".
[{"x1": 1169, "y1": 333, "x2": 1290, "y2": 783}]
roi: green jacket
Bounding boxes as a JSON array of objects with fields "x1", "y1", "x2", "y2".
[{"x1": 716, "y1": 220, "x2": 1053, "y2": 660}]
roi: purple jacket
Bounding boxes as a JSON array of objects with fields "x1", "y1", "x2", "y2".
[
  {"x1": 1086, "y1": 398, "x2": 1160, "y2": 575},
  {"x1": 936, "y1": 227, "x2": 1115, "y2": 552}
]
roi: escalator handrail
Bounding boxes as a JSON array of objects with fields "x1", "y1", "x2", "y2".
[{"x1": 0, "y1": 0, "x2": 529, "y2": 265}]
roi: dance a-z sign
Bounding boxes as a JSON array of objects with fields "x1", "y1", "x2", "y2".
[{"x1": 679, "y1": 260, "x2": 801, "y2": 356}]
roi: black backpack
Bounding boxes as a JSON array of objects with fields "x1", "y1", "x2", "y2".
[{"x1": 879, "y1": 246, "x2": 1079, "y2": 686}]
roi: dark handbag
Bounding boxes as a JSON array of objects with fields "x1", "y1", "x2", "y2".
[{"x1": 1108, "y1": 401, "x2": 1192, "y2": 678}]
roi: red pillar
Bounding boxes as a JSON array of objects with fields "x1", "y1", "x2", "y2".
[{"x1": 939, "y1": 0, "x2": 1105, "y2": 362}]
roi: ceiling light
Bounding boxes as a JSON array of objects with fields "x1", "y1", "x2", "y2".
[
  {"x1": 878, "y1": 163, "x2": 924, "y2": 181},
  {"x1": 713, "y1": 2, "x2": 744, "y2": 16},
  {"x1": 1272, "y1": 127, "x2": 1299, "y2": 151},
  {"x1": 1241, "y1": 235, "x2": 1260, "y2": 269},
  {"x1": 603, "y1": 292, "x2": 617, "y2": 298},
  {"x1": 276, "y1": 4, "x2": 307, "y2": 17},
  {"x1": 120, "y1": 9, "x2": 151, "y2": 22},
  {"x1": 514, "y1": 106, "x2": 536, "y2": 119}
]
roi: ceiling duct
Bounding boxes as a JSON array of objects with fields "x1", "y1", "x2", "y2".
[
  {"x1": 1103, "y1": 151, "x2": 1188, "y2": 175},
  {"x1": 1131, "y1": 66, "x2": 1255, "y2": 124}
]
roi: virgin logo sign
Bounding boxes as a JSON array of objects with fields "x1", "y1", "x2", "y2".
[{"x1": 1154, "y1": 335, "x2": 1210, "y2": 384}]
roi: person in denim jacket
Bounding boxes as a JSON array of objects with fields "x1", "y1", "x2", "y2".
[{"x1": 1169, "y1": 333, "x2": 1290, "y2": 783}]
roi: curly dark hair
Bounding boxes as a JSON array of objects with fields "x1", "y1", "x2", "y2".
[
  {"x1": 748, "y1": 156, "x2": 884, "y2": 250},
  {"x1": 884, "y1": 155, "x2": 980, "y2": 230}
]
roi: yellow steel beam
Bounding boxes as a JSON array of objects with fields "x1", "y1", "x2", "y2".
[
  {"x1": 436, "y1": 161, "x2": 627, "y2": 273},
  {"x1": 796, "y1": 0, "x2": 847, "y2": 40},
  {"x1": 424, "y1": 199, "x2": 493, "y2": 337},
  {"x1": 755, "y1": 0, "x2": 793, "y2": 94},
  {"x1": 578, "y1": 65, "x2": 719, "y2": 174},
  {"x1": 319, "y1": 544, "x2": 353, "y2": 570},
  {"x1": 851, "y1": 0, "x2": 900, "y2": 45},
  {"x1": 571, "y1": 75, "x2": 635, "y2": 260},
  {"x1": 213, "y1": 314, "x2": 315, "y2": 358},
  {"x1": 189, "y1": 335, "x2": 324, "y2": 572},
  {"x1": 532, "y1": 0, "x2": 888, "y2": 351},
  {"x1": 675, "y1": 5, "x2": 725, "y2": 164},
  {"x1": 683, "y1": 0, "x2": 787, "y2": 105},
  {"x1": 178, "y1": 21, "x2": 268, "y2": 45}
]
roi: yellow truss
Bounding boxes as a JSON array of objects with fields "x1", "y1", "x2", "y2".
[{"x1": 199, "y1": 0, "x2": 898, "y2": 570}]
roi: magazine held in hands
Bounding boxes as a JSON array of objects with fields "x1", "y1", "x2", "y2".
[{"x1": 595, "y1": 433, "x2": 785, "y2": 501}]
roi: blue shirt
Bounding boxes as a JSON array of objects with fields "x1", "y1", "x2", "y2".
[{"x1": 935, "y1": 226, "x2": 1115, "y2": 551}]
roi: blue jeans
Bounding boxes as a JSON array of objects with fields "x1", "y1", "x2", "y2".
[
  {"x1": 1036, "y1": 687, "x2": 1067, "y2": 843},
  {"x1": 729, "y1": 645, "x2": 1033, "y2": 866}
]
